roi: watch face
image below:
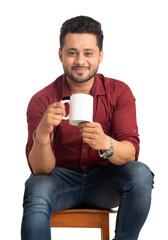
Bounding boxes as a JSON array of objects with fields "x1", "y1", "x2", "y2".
[{"x1": 103, "y1": 152, "x2": 113, "y2": 159}]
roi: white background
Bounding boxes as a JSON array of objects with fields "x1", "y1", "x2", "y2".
[{"x1": 0, "y1": 0, "x2": 167, "y2": 239}]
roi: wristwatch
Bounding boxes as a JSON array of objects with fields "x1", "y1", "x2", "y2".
[{"x1": 98, "y1": 136, "x2": 114, "y2": 159}]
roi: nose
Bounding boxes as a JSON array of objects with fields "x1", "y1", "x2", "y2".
[{"x1": 74, "y1": 53, "x2": 85, "y2": 66}]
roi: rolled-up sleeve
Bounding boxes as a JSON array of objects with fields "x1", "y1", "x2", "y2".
[{"x1": 112, "y1": 85, "x2": 140, "y2": 160}]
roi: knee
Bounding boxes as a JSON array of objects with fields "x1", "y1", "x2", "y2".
[
  {"x1": 25, "y1": 174, "x2": 55, "y2": 195},
  {"x1": 23, "y1": 175, "x2": 55, "y2": 212},
  {"x1": 120, "y1": 161, "x2": 154, "y2": 189}
]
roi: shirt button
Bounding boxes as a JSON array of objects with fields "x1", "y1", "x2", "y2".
[{"x1": 82, "y1": 149, "x2": 86, "y2": 152}]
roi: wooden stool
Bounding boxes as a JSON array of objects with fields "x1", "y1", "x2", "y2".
[{"x1": 51, "y1": 209, "x2": 117, "y2": 240}]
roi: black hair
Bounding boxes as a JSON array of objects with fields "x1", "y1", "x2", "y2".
[{"x1": 60, "y1": 16, "x2": 103, "y2": 51}]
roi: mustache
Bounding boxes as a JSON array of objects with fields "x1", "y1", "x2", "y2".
[{"x1": 72, "y1": 66, "x2": 90, "y2": 70}]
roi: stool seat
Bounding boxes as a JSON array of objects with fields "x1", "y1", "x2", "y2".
[{"x1": 51, "y1": 209, "x2": 117, "y2": 240}]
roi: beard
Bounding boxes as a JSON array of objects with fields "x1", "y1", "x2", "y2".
[{"x1": 63, "y1": 64, "x2": 99, "y2": 84}]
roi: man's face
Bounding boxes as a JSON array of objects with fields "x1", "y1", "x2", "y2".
[{"x1": 59, "y1": 33, "x2": 103, "y2": 84}]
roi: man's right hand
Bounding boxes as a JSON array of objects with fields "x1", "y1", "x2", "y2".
[
  {"x1": 37, "y1": 100, "x2": 66, "y2": 136},
  {"x1": 29, "y1": 101, "x2": 65, "y2": 174}
]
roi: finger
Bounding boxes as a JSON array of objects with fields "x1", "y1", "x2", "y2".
[
  {"x1": 52, "y1": 100, "x2": 65, "y2": 109},
  {"x1": 82, "y1": 137, "x2": 96, "y2": 148},
  {"x1": 54, "y1": 108, "x2": 66, "y2": 116},
  {"x1": 81, "y1": 132, "x2": 95, "y2": 139},
  {"x1": 78, "y1": 122, "x2": 92, "y2": 128},
  {"x1": 83, "y1": 137, "x2": 92, "y2": 144},
  {"x1": 81, "y1": 127, "x2": 98, "y2": 134},
  {"x1": 52, "y1": 114, "x2": 63, "y2": 121},
  {"x1": 78, "y1": 122, "x2": 100, "y2": 129},
  {"x1": 48, "y1": 107, "x2": 66, "y2": 117},
  {"x1": 50, "y1": 115, "x2": 63, "y2": 127}
]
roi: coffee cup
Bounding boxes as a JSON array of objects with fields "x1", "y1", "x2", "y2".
[{"x1": 62, "y1": 94, "x2": 93, "y2": 126}]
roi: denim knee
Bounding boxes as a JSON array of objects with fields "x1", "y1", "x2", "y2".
[
  {"x1": 23, "y1": 175, "x2": 56, "y2": 216},
  {"x1": 120, "y1": 161, "x2": 154, "y2": 190}
]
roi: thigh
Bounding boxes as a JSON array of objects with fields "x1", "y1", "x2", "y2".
[
  {"x1": 23, "y1": 167, "x2": 83, "y2": 212},
  {"x1": 83, "y1": 162, "x2": 154, "y2": 210},
  {"x1": 82, "y1": 164, "x2": 122, "y2": 209}
]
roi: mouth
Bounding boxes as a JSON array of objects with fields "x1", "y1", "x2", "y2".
[{"x1": 72, "y1": 66, "x2": 89, "y2": 74}]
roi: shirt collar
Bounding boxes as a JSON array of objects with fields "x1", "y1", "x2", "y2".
[
  {"x1": 91, "y1": 74, "x2": 106, "y2": 97},
  {"x1": 61, "y1": 74, "x2": 71, "y2": 99},
  {"x1": 61, "y1": 73, "x2": 105, "y2": 99}
]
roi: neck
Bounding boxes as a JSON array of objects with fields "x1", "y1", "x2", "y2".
[{"x1": 66, "y1": 77, "x2": 94, "y2": 95}]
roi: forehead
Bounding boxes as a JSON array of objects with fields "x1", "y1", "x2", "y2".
[{"x1": 63, "y1": 33, "x2": 98, "y2": 50}]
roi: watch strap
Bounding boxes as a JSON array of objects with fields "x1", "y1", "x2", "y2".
[{"x1": 98, "y1": 136, "x2": 114, "y2": 159}]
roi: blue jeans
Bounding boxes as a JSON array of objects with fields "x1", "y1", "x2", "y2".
[{"x1": 21, "y1": 161, "x2": 154, "y2": 240}]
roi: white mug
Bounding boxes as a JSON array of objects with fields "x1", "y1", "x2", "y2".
[{"x1": 62, "y1": 94, "x2": 93, "y2": 126}]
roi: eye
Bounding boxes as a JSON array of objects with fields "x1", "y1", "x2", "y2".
[
  {"x1": 67, "y1": 51, "x2": 77, "y2": 56},
  {"x1": 66, "y1": 51, "x2": 76, "y2": 57},
  {"x1": 85, "y1": 52, "x2": 93, "y2": 56}
]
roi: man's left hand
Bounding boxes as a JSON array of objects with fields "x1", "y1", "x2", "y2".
[{"x1": 78, "y1": 122, "x2": 110, "y2": 151}]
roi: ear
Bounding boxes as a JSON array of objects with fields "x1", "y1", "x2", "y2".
[
  {"x1": 58, "y1": 48, "x2": 63, "y2": 62},
  {"x1": 99, "y1": 49, "x2": 103, "y2": 63}
]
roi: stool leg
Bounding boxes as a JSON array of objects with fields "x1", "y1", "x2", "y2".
[{"x1": 101, "y1": 213, "x2": 110, "y2": 240}]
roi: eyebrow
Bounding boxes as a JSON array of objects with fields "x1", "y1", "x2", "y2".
[
  {"x1": 66, "y1": 48, "x2": 95, "y2": 52},
  {"x1": 85, "y1": 48, "x2": 95, "y2": 52},
  {"x1": 66, "y1": 48, "x2": 77, "y2": 51}
]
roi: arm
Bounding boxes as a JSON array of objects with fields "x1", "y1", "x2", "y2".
[
  {"x1": 28, "y1": 130, "x2": 56, "y2": 175},
  {"x1": 108, "y1": 139, "x2": 136, "y2": 165},
  {"x1": 78, "y1": 85, "x2": 139, "y2": 165},
  {"x1": 28, "y1": 101, "x2": 66, "y2": 175},
  {"x1": 78, "y1": 122, "x2": 136, "y2": 166}
]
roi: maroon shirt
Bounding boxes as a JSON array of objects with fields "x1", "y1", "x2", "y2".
[{"x1": 26, "y1": 74, "x2": 139, "y2": 171}]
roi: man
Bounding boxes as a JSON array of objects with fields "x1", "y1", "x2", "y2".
[{"x1": 21, "y1": 16, "x2": 154, "y2": 240}]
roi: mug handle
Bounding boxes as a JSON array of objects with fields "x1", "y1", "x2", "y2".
[{"x1": 62, "y1": 99, "x2": 70, "y2": 120}]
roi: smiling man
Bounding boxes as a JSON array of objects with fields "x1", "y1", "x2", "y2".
[
  {"x1": 21, "y1": 16, "x2": 154, "y2": 240},
  {"x1": 59, "y1": 33, "x2": 102, "y2": 84}
]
